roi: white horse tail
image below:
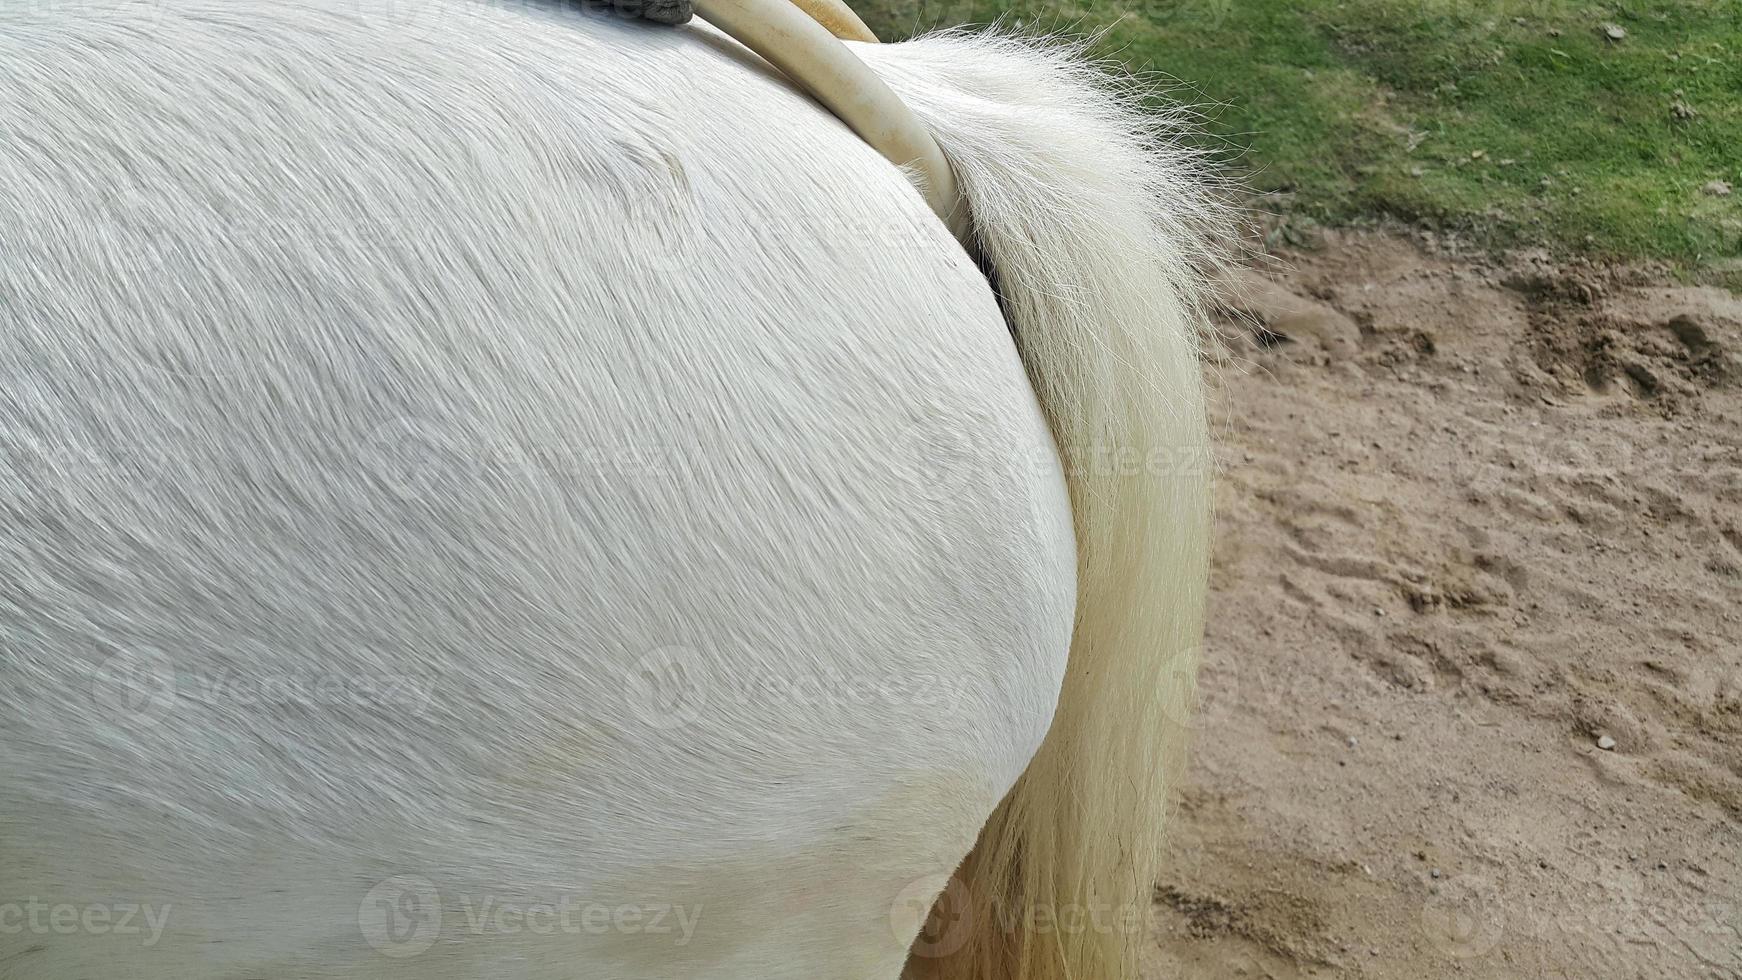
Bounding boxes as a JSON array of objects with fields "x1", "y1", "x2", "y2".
[{"x1": 861, "y1": 33, "x2": 1228, "y2": 980}]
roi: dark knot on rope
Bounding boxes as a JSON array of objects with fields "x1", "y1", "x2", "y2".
[{"x1": 609, "y1": 0, "x2": 694, "y2": 25}]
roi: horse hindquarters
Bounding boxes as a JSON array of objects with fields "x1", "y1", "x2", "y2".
[{"x1": 0, "y1": 2, "x2": 1075, "y2": 977}]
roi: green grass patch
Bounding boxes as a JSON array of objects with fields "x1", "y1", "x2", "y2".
[{"x1": 858, "y1": 0, "x2": 1742, "y2": 272}]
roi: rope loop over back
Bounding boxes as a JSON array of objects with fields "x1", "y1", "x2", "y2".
[
  {"x1": 613, "y1": 0, "x2": 877, "y2": 38},
  {"x1": 615, "y1": 0, "x2": 971, "y2": 249},
  {"x1": 695, "y1": 0, "x2": 971, "y2": 247}
]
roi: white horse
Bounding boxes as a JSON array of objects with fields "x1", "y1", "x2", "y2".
[{"x1": 0, "y1": 1, "x2": 1221, "y2": 978}]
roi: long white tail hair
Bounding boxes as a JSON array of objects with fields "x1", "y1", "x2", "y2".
[{"x1": 861, "y1": 33, "x2": 1229, "y2": 980}]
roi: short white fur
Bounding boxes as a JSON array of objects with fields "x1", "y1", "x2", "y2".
[{"x1": 0, "y1": 4, "x2": 1222, "y2": 979}]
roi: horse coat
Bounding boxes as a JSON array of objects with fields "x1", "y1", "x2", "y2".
[{"x1": 0, "y1": 2, "x2": 1219, "y2": 977}]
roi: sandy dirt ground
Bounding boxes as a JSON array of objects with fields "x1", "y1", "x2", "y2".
[{"x1": 1144, "y1": 231, "x2": 1742, "y2": 979}]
